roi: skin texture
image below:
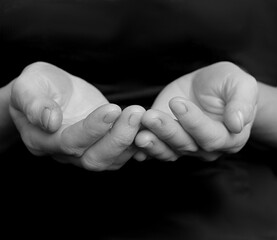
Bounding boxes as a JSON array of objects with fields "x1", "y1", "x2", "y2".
[
  {"x1": 134, "y1": 62, "x2": 258, "y2": 161},
  {"x1": 9, "y1": 62, "x2": 145, "y2": 171},
  {"x1": 6, "y1": 61, "x2": 274, "y2": 169}
]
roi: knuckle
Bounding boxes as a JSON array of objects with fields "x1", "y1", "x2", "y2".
[
  {"x1": 17, "y1": 62, "x2": 48, "y2": 85},
  {"x1": 216, "y1": 61, "x2": 237, "y2": 71},
  {"x1": 224, "y1": 61, "x2": 236, "y2": 67},
  {"x1": 247, "y1": 74, "x2": 258, "y2": 86},
  {"x1": 18, "y1": 61, "x2": 51, "y2": 78},
  {"x1": 125, "y1": 105, "x2": 146, "y2": 114},
  {"x1": 62, "y1": 145, "x2": 84, "y2": 158},
  {"x1": 142, "y1": 110, "x2": 160, "y2": 125},
  {"x1": 161, "y1": 128, "x2": 178, "y2": 141},
  {"x1": 11, "y1": 78, "x2": 23, "y2": 96},
  {"x1": 22, "y1": 61, "x2": 50, "y2": 74},
  {"x1": 112, "y1": 134, "x2": 133, "y2": 148},
  {"x1": 12, "y1": 62, "x2": 51, "y2": 107},
  {"x1": 176, "y1": 143, "x2": 198, "y2": 154}
]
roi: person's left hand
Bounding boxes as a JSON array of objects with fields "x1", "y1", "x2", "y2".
[{"x1": 134, "y1": 62, "x2": 258, "y2": 161}]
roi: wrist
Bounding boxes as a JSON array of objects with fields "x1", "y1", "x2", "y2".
[
  {"x1": 251, "y1": 82, "x2": 277, "y2": 147},
  {"x1": 0, "y1": 81, "x2": 13, "y2": 123},
  {"x1": 0, "y1": 80, "x2": 19, "y2": 152},
  {"x1": 254, "y1": 82, "x2": 277, "y2": 121}
]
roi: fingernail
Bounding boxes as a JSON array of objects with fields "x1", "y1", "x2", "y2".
[
  {"x1": 103, "y1": 111, "x2": 118, "y2": 124},
  {"x1": 237, "y1": 111, "x2": 244, "y2": 131},
  {"x1": 172, "y1": 101, "x2": 188, "y2": 115},
  {"x1": 140, "y1": 141, "x2": 153, "y2": 148},
  {"x1": 42, "y1": 108, "x2": 51, "y2": 129},
  {"x1": 152, "y1": 118, "x2": 163, "y2": 127},
  {"x1": 128, "y1": 113, "x2": 141, "y2": 127}
]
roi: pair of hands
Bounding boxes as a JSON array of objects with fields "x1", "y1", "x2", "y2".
[{"x1": 9, "y1": 61, "x2": 258, "y2": 171}]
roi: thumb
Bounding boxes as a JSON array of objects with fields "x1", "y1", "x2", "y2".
[
  {"x1": 223, "y1": 81, "x2": 258, "y2": 134},
  {"x1": 11, "y1": 94, "x2": 63, "y2": 133},
  {"x1": 29, "y1": 98, "x2": 63, "y2": 132},
  {"x1": 224, "y1": 100, "x2": 256, "y2": 133}
]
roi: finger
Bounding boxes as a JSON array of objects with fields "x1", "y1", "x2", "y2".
[
  {"x1": 141, "y1": 109, "x2": 198, "y2": 154},
  {"x1": 135, "y1": 129, "x2": 179, "y2": 161},
  {"x1": 133, "y1": 151, "x2": 148, "y2": 161},
  {"x1": 80, "y1": 105, "x2": 145, "y2": 171},
  {"x1": 169, "y1": 97, "x2": 228, "y2": 152},
  {"x1": 60, "y1": 103, "x2": 121, "y2": 156},
  {"x1": 223, "y1": 68, "x2": 258, "y2": 133}
]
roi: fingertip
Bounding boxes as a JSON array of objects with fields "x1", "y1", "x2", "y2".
[
  {"x1": 124, "y1": 105, "x2": 146, "y2": 115},
  {"x1": 141, "y1": 109, "x2": 173, "y2": 129},
  {"x1": 133, "y1": 151, "x2": 148, "y2": 161},
  {"x1": 169, "y1": 97, "x2": 188, "y2": 106},
  {"x1": 41, "y1": 106, "x2": 63, "y2": 132},
  {"x1": 41, "y1": 108, "x2": 51, "y2": 130},
  {"x1": 224, "y1": 109, "x2": 244, "y2": 134},
  {"x1": 85, "y1": 103, "x2": 121, "y2": 126},
  {"x1": 134, "y1": 130, "x2": 153, "y2": 148},
  {"x1": 103, "y1": 108, "x2": 121, "y2": 124},
  {"x1": 104, "y1": 103, "x2": 122, "y2": 114},
  {"x1": 122, "y1": 105, "x2": 146, "y2": 128},
  {"x1": 169, "y1": 97, "x2": 189, "y2": 116},
  {"x1": 141, "y1": 109, "x2": 158, "y2": 126}
]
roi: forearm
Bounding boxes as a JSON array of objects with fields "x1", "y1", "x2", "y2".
[
  {"x1": 251, "y1": 82, "x2": 277, "y2": 148},
  {"x1": 0, "y1": 80, "x2": 18, "y2": 152}
]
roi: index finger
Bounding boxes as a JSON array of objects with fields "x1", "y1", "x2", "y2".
[
  {"x1": 80, "y1": 105, "x2": 145, "y2": 171},
  {"x1": 169, "y1": 97, "x2": 229, "y2": 152}
]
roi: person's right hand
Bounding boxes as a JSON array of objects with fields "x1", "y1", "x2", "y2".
[{"x1": 10, "y1": 62, "x2": 145, "y2": 170}]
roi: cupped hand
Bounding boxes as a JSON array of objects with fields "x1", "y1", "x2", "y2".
[
  {"x1": 135, "y1": 62, "x2": 258, "y2": 161},
  {"x1": 10, "y1": 62, "x2": 145, "y2": 170}
]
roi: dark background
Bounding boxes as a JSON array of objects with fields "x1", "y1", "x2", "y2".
[{"x1": 1, "y1": 0, "x2": 277, "y2": 238}]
